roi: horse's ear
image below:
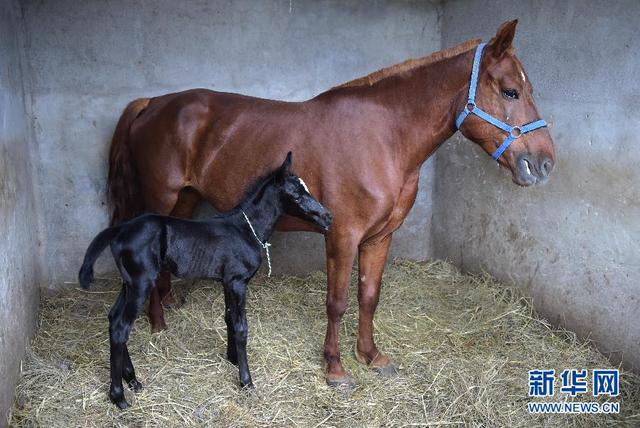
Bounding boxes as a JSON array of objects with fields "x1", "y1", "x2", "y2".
[{"x1": 489, "y1": 19, "x2": 518, "y2": 58}]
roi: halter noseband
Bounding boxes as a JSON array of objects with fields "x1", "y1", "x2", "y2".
[{"x1": 455, "y1": 43, "x2": 547, "y2": 161}]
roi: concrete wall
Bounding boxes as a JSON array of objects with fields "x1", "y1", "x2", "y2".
[
  {"x1": 0, "y1": 1, "x2": 41, "y2": 423},
  {"x1": 433, "y1": 0, "x2": 640, "y2": 370},
  {"x1": 21, "y1": 0, "x2": 440, "y2": 284}
]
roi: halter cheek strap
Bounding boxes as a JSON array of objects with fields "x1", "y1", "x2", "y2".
[{"x1": 455, "y1": 42, "x2": 548, "y2": 161}]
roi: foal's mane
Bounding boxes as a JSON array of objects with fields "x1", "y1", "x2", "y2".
[
  {"x1": 332, "y1": 38, "x2": 481, "y2": 90},
  {"x1": 237, "y1": 168, "x2": 280, "y2": 207}
]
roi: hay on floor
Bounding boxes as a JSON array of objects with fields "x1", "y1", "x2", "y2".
[{"x1": 9, "y1": 260, "x2": 640, "y2": 426}]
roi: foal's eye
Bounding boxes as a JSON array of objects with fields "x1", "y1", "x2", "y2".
[{"x1": 502, "y1": 88, "x2": 519, "y2": 100}]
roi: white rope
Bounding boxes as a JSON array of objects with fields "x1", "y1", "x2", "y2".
[{"x1": 241, "y1": 210, "x2": 272, "y2": 277}]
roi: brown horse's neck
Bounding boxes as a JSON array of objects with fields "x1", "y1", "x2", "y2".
[{"x1": 349, "y1": 47, "x2": 476, "y2": 172}]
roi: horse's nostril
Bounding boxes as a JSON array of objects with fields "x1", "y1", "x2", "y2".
[{"x1": 540, "y1": 158, "x2": 554, "y2": 177}]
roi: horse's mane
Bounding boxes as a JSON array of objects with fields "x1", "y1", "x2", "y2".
[{"x1": 332, "y1": 38, "x2": 481, "y2": 90}]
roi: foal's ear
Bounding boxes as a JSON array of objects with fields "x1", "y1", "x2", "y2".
[
  {"x1": 276, "y1": 151, "x2": 293, "y2": 183},
  {"x1": 280, "y1": 151, "x2": 293, "y2": 174},
  {"x1": 489, "y1": 19, "x2": 518, "y2": 58}
]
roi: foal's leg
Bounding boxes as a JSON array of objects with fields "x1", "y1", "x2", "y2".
[
  {"x1": 223, "y1": 279, "x2": 252, "y2": 387},
  {"x1": 223, "y1": 286, "x2": 238, "y2": 365},
  {"x1": 108, "y1": 290, "x2": 130, "y2": 409},
  {"x1": 109, "y1": 280, "x2": 151, "y2": 408},
  {"x1": 122, "y1": 345, "x2": 143, "y2": 392},
  {"x1": 323, "y1": 233, "x2": 359, "y2": 387},
  {"x1": 355, "y1": 235, "x2": 398, "y2": 375}
]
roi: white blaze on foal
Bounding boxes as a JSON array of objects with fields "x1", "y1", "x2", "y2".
[{"x1": 298, "y1": 177, "x2": 310, "y2": 193}]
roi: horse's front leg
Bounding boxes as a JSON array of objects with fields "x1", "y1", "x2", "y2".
[
  {"x1": 355, "y1": 235, "x2": 398, "y2": 376},
  {"x1": 323, "y1": 232, "x2": 359, "y2": 387},
  {"x1": 224, "y1": 278, "x2": 252, "y2": 387}
]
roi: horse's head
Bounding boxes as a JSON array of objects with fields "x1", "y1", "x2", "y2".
[
  {"x1": 457, "y1": 20, "x2": 556, "y2": 186},
  {"x1": 276, "y1": 152, "x2": 333, "y2": 231}
]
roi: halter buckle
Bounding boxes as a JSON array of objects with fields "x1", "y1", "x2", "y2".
[
  {"x1": 465, "y1": 102, "x2": 476, "y2": 113},
  {"x1": 510, "y1": 126, "x2": 522, "y2": 139}
]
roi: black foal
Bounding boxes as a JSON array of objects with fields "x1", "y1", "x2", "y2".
[{"x1": 78, "y1": 152, "x2": 332, "y2": 409}]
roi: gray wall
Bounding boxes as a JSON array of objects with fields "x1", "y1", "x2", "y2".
[
  {"x1": 433, "y1": 0, "x2": 640, "y2": 370},
  {"x1": 0, "y1": 1, "x2": 41, "y2": 423},
  {"x1": 21, "y1": 0, "x2": 440, "y2": 284},
  {"x1": 5, "y1": 0, "x2": 638, "y2": 419}
]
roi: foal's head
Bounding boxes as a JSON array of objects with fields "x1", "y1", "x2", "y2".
[
  {"x1": 275, "y1": 152, "x2": 333, "y2": 231},
  {"x1": 457, "y1": 20, "x2": 556, "y2": 186}
]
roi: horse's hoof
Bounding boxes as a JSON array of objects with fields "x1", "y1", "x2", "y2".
[
  {"x1": 374, "y1": 362, "x2": 399, "y2": 377},
  {"x1": 150, "y1": 320, "x2": 167, "y2": 333},
  {"x1": 128, "y1": 379, "x2": 143, "y2": 393},
  {"x1": 354, "y1": 345, "x2": 399, "y2": 377},
  {"x1": 326, "y1": 374, "x2": 356, "y2": 389},
  {"x1": 162, "y1": 293, "x2": 185, "y2": 309}
]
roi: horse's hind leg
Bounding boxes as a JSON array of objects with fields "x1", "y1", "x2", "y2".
[
  {"x1": 161, "y1": 188, "x2": 203, "y2": 306},
  {"x1": 147, "y1": 187, "x2": 202, "y2": 332}
]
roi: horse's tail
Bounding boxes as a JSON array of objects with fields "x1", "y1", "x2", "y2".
[
  {"x1": 78, "y1": 226, "x2": 120, "y2": 289},
  {"x1": 108, "y1": 97, "x2": 150, "y2": 226}
]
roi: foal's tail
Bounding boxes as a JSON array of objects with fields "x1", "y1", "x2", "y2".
[
  {"x1": 107, "y1": 97, "x2": 150, "y2": 226},
  {"x1": 78, "y1": 226, "x2": 120, "y2": 289}
]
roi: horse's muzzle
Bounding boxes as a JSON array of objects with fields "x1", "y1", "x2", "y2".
[{"x1": 514, "y1": 154, "x2": 554, "y2": 186}]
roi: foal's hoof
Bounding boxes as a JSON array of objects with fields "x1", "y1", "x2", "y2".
[
  {"x1": 110, "y1": 392, "x2": 130, "y2": 410},
  {"x1": 114, "y1": 399, "x2": 130, "y2": 410},
  {"x1": 128, "y1": 379, "x2": 144, "y2": 393},
  {"x1": 325, "y1": 374, "x2": 356, "y2": 389},
  {"x1": 240, "y1": 381, "x2": 255, "y2": 390}
]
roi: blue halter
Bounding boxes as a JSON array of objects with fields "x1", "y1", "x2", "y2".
[{"x1": 455, "y1": 43, "x2": 547, "y2": 161}]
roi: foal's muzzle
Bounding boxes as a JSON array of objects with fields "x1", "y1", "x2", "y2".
[{"x1": 316, "y1": 211, "x2": 333, "y2": 232}]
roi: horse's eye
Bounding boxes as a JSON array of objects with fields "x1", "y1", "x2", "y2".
[{"x1": 502, "y1": 88, "x2": 519, "y2": 100}]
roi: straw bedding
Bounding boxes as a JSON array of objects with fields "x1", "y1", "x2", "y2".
[{"x1": 9, "y1": 260, "x2": 640, "y2": 427}]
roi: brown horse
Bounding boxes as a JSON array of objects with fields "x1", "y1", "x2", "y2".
[{"x1": 107, "y1": 20, "x2": 555, "y2": 386}]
